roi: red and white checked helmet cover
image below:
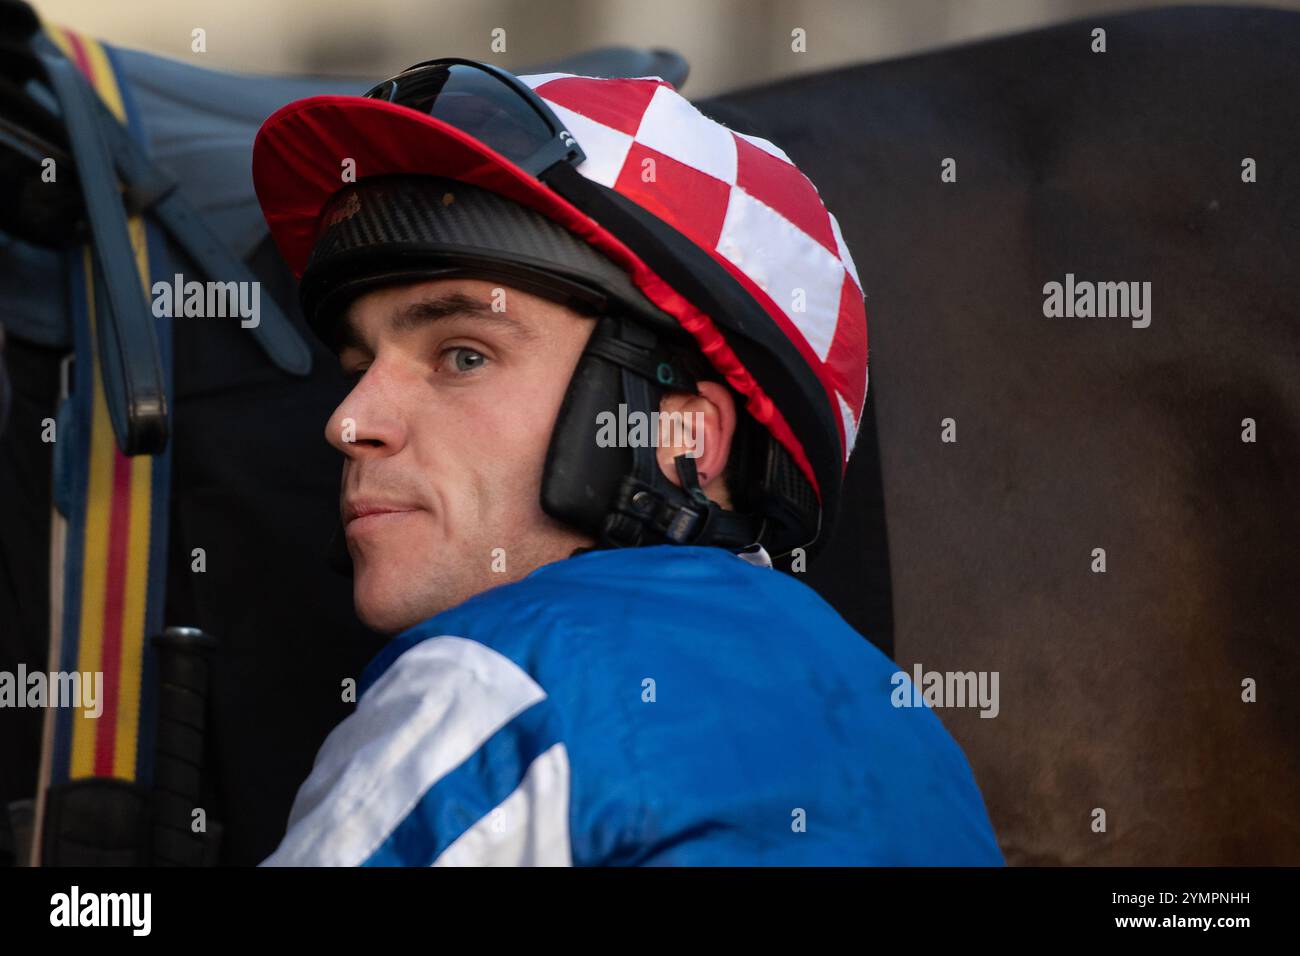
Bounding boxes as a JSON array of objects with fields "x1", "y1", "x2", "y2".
[{"x1": 521, "y1": 74, "x2": 870, "y2": 482}]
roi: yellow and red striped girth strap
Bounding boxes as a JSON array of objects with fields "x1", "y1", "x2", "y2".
[{"x1": 44, "y1": 25, "x2": 172, "y2": 788}]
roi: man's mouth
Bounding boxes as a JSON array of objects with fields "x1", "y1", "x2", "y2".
[{"x1": 343, "y1": 500, "x2": 421, "y2": 533}]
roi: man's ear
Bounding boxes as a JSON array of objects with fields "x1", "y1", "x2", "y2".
[{"x1": 654, "y1": 381, "x2": 736, "y2": 508}]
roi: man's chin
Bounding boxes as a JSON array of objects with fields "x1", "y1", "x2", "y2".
[
  {"x1": 352, "y1": 543, "x2": 499, "y2": 633},
  {"x1": 350, "y1": 567, "x2": 437, "y2": 635},
  {"x1": 348, "y1": 529, "x2": 597, "y2": 633},
  {"x1": 354, "y1": 592, "x2": 430, "y2": 636}
]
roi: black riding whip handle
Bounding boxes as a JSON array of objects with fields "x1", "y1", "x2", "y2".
[{"x1": 150, "y1": 625, "x2": 220, "y2": 866}]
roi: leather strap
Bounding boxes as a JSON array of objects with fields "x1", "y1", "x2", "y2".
[
  {"x1": 84, "y1": 86, "x2": 313, "y2": 377},
  {"x1": 28, "y1": 30, "x2": 314, "y2": 457},
  {"x1": 596, "y1": 319, "x2": 760, "y2": 550},
  {"x1": 35, "y1": 32, "x2": 166, "y2": 455}
]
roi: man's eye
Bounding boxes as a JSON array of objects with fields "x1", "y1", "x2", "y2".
[
  {"x1": 445, "y1": 347, "x2": 488, "y2": 373},
  {"x1": 343, "y1": 366, "x2": 368, "y2": 385}
]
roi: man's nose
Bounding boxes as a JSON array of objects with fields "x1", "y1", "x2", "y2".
[{"x1": 325, "y1": 364, "x2": 408, "y2": 458}]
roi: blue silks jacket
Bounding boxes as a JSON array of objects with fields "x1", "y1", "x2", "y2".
[{"x1": 262, "y1": 544, "x2": 1004, "y2": 866}]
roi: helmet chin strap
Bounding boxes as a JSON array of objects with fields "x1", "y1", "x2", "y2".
[{"x1": 597, "y1": 321, "x2": 761, "y2": 551}]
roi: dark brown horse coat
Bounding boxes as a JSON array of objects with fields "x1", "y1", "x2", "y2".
[{"x1": 705, "y1": 5, "x2": 1300, "y2": 864}]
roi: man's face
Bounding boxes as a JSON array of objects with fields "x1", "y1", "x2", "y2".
[{"x1": 326, "y1": 278, "x2": 598, "y2": 633}]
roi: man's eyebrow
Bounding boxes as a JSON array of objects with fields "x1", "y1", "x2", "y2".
[{"x1": 336, "y1": 291, "x2": 539, "y2": 354}]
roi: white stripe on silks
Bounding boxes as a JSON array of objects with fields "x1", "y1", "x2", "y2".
[
  {"x1": 828, "y1": 210, "x2": 862, "y2": 292},
  {"x1": 837, "y1": 391, "x2": 861, "y2": 459},
  {"x1": 544, "y1": 101, "x2": 635, "y2": 188},
  {"x1": 432, "y1": 742, "x2": 573, "y2": 867},
  {"x1": 518, "y1": 72, "x2": 581, "y2": 90},
  {"x1": 633, "y1": 84, "x2": 739, "y2": 185},
  {"x1": 734, "y1": 543, "x2": 773, "y2": 569},
  {"x1": 260, "y1": 635, "x2": 546, "y2": 867},
  {"x1": 716, "y1": 187, "x2": 845, "y2": 362}
]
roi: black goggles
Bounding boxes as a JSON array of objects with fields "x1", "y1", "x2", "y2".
[{"x1": 362, "y1": 57, "x2": 586, "y2": 178}]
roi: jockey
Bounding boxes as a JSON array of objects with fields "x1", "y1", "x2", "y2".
[{"x1": 251, "y1": 57, "x2": 1003, "y2": 865}]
